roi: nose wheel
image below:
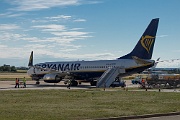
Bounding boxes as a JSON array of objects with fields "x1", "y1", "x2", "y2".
[{"x1": 36, "y1": 81, "x2": 40, "y2": 84}]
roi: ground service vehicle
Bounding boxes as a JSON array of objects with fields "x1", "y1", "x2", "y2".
[{"x1": 146, "y1": 74, "x2": 180, "y2": 88}]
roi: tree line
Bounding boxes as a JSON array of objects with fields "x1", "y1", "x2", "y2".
[
  {"x1": 0, "y1": 65, "x2": 28, "y2": 72},
  {"x1": 0, "y1": 65, "x2": 16, "y2": 72}
]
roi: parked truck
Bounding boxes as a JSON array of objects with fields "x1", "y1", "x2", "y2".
[{"x1": 146, "y1": 74, "x2": 180, "y2": 88}]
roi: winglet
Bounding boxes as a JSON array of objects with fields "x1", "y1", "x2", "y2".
[{"x1": 28, "y1": 51, "x2": 33, "y2": 67}]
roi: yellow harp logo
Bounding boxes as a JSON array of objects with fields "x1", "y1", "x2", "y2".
[{"x1": 141, "y1": 35, "x2": 154, "y2": 53}]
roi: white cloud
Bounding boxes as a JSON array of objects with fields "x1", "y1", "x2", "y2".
[
  {"x1": 24, "y1": 44, "x2": 47, "y2": 48},
  {"x1": 7, "y1": 13, "x2": 25, "y2": 17},
  {"x1": 0, "y1": 12, "x2": 24, "y2": 18},
  {"x1": 0, "y1": 44, "x2": 112, "y2": 61},
  {"x1": 31, "y1": 24, "x2": 92, "y2": 43},
  {"x1": 32, "y1": 51, "x2": 116, "y2": 60},
  {"x1": 157, "y1": 35, "x2": 168, "y2": 38},
  {"x1": 0, "y1": 0, "x2": 104, "y2": 66},
  {"x1": 70, "y1": 28, "x2": 84, "y2": 30},
  {"x1": 0, "y1": 30, "x2": 88, "y2": 55},
  {"x1": 31, "y1": 15, "x2": 72, "y2": 23},
  {"x1": 32, "y1": 15, "x2": 86, "y2": 24},
  {"x1": 172, "y1": 50, "x2": 180, "y2": 53},
  {"x1": 0, "y1": 44, "x2": 7, "y2": 48},
  {"x1": 0, "y1": 32, "x2": 25, "y2": 41},
  {"x1": 46, "y1": 15, "x2": 72, "y2": 20},
  {"x1": 21, "y1": 37, "x2": 44, "y2": 43},
  {"x1": 0, "y1": 12, "x2": 11, "y2": 17},
  {"x1": 157, "y1": 62, "x2": 180, "y2": 68},
  {"x1": 6, "y1": 0, "x2": 102, "y2": 11},
  {"x1": 32, "y1": 24, "x2": 66, "y2": 31},
  {"x1": 0, "y1": 24, "x2": 20, "y2": 30},
  {"x1": 0, "y1": 45, "x2": 27, "y2": 59},
  {"x1": 8, "y1": 0, "x2": 80, "y2": 11},
  {"x1": 74, "y1": 19, "x2": 86, "y2": 22},
  {"x1": 31, "y1": 19, "x2": 49, "y2": 23},
  {"x1": 74, "y1": 53, "x2": 115, "y2": 60},
  {"x1": 0, "y1": 23, "x2": 93, "y2": 66},
  {"x1": 51, "y1": 31, "x2": 89, "y2": 36}
]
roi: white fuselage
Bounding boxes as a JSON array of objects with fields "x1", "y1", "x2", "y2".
[{"x1": 27, "y1": 59, "x2": 154, "y2": 76}]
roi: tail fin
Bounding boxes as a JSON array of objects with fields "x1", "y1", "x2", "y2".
[
  {"x1": 28, "y1": 51, "x2": 33, "y2": 67},
  {"x1": 118, "y1": 18, "x2": 159, "y2": 59}
]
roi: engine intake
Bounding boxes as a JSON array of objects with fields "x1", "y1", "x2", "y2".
[{"x1": 43, "y1": 74, "x2": 62, "y2": 83}]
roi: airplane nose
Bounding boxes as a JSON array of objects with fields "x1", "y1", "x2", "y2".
[{"x1": 27, "y1": 67, "x2": 34, "y2": 76}]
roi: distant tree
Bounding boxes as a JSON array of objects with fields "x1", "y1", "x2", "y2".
[
  {"x1": 3, "y1": 65, "x2": 10, "y2": 71},
  {"x1": 11, "y1": 66, "x2": 17, "y2": 72},
  {"x1": 0, "y1": 65, "x2": 18, "y2": 72},
  {"x1": 16, "y1": 67, "x2": 28, "y2": 70},
  {"x1": 0, "y1": 66, "x2": 3, "y2": 71}
]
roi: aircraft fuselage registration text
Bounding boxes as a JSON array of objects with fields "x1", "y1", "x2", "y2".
[{"x1": 36, "y1": 63, "x2": 81, "y2": 71}]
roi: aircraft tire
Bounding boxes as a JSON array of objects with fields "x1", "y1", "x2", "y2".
[
  {"x1": 90, "y1": 81, "x2": 97, "y2": 86},
  {"x1": 36, "y1": 81, "x2": 40, "y2": 84},
  {"x1": 71, "y1": 81, "x2": 78, "y2": 86}
]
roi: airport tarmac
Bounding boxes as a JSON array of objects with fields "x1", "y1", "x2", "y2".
[
  {"x1": 0, "y1": 80, "x2": 131, "y2": 90},
  {"x1": 0, "y1": 80, "x2": 95, "y2": 90},
  {"x1": 0, "y1": 80, "x2": 180, "y2": 93}
]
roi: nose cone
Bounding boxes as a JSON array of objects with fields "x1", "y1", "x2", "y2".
[{"x1": 27, "y1": 67, "x2": 34, "y2": 76}]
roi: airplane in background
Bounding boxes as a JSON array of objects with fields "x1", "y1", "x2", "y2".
[{"x1": 27, "y1": 18, "x2": 159, "y2": 86}]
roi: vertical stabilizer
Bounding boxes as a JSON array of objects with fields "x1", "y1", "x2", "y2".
[
  {"x1": 28, "y1": 51, "x2": 33, "y2": 67},
  {"x1": 118, "y1": 18, "x2": 159, "y2": 59}
]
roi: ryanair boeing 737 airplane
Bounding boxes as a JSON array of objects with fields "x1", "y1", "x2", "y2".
[{"x1": 27, "y1": 18, "x2": 159, "y2": 87}]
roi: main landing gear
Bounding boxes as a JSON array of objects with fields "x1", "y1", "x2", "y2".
[
  {"x1": 71, "y1": 80, "x2": 78, "y2": 86},
  {"x1": 90, "y1": 81, "x2": 97, "y2": 86},
  {"x1": 36, "y1": 81, "x2": 40, "y2": 84},
  {"x1": 64, "y1": 79, "x2": 78, "y2": 86}
]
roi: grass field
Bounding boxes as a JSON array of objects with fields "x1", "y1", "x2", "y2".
[
  {"x1": 0, "y1": 72, "x2": 31, "y2": 81},
  {"x1": 0, "y1": 89, "x2": 179, "y2": 120}
]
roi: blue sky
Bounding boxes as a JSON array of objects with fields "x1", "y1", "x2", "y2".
[{"x1": 0, "y1": 0, "x2": 180, "y2": 68}]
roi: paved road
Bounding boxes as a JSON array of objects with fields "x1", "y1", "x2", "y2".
[
  {"x1": 131, "y1": 115, "x2": 180, "y2": 120},
  {"x1": 0, "y1": 80, "x2": 180, "y2": 93},
  {"x1": 0, "y1": 80, "x2": 96, "y2": 90}
]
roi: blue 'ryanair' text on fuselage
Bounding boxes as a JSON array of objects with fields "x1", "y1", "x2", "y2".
[{"x1": 36, "y1": 63, "x2": 81, "y2": 71}]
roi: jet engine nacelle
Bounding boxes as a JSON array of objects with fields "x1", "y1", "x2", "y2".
[{"x1": 43, "y1": 74, "x2": 62, "y2": 83}]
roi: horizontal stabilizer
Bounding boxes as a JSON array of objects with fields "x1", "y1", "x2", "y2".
[{"x1": 132, "y1": 56, "x2": 152, "y2": 64}]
